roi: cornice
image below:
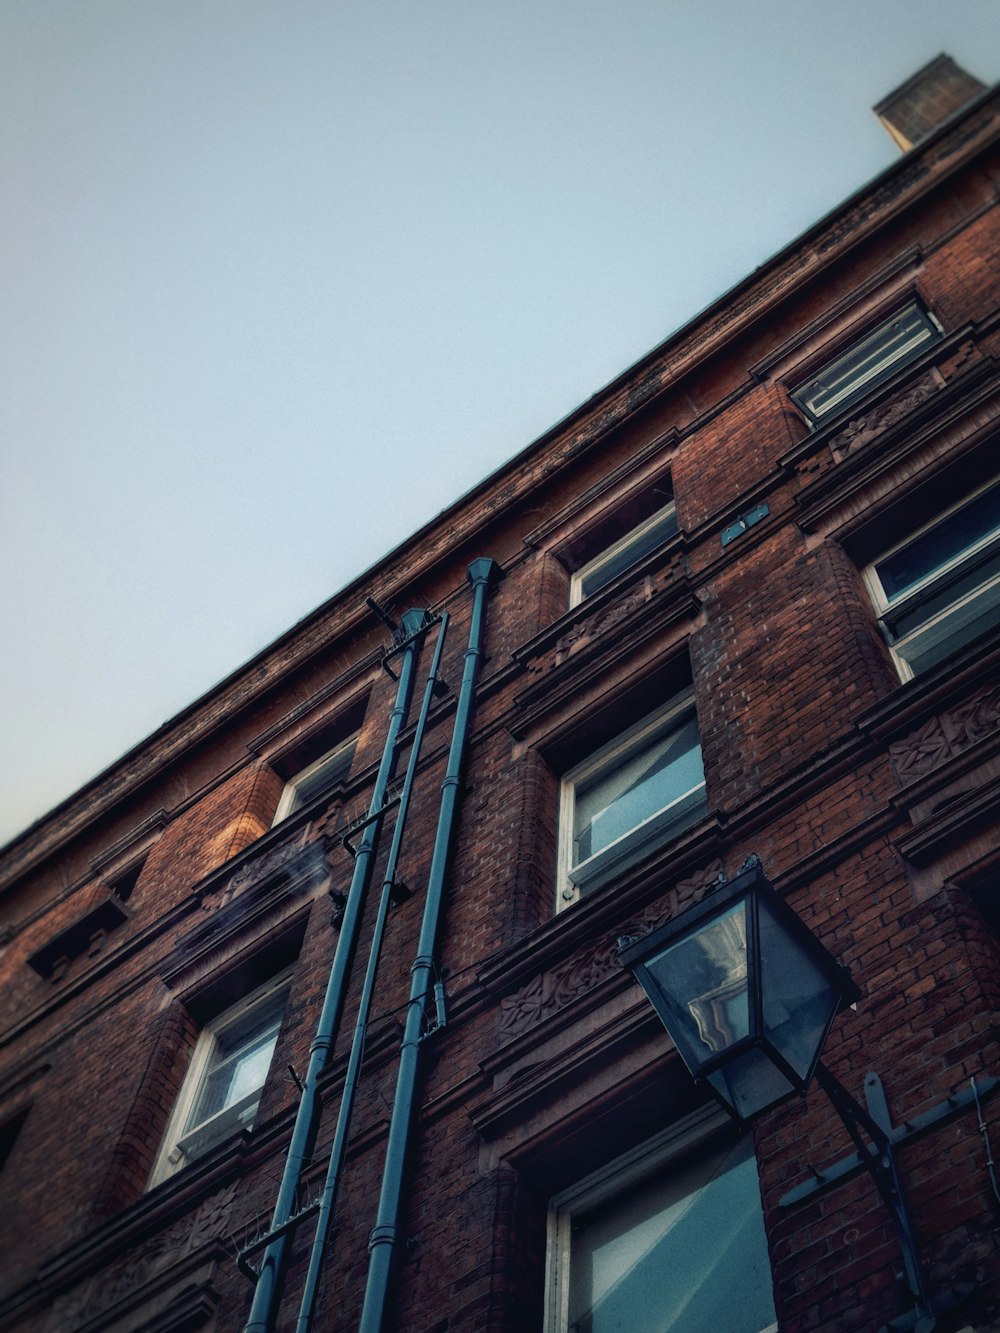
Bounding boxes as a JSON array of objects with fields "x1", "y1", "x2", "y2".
[
  {"x1": 476, "y1": 816, "x2": 724, "y2": 996},
  {"x1": 511, "y1": 541, "x2": 689, "y2": 666},
  {"x1": 0, "y1": 893, "x2": 198, "y2": 1061},
  {"x1": 520, "y1": 429, "x2": 679, "y2": 551},
  {"x1": 473, "y1": 722, "x2": 898, "y2": 1011},
  {"x1": 509, "y1": 584, "x2": 702, "y2": 745},
  {"x1": 897, "y1": 780, "x2": 1000, "y2": 868},
  {"x1": 0, "y1": 831, "x2": 324, "y2": 1068},
  {"x1": 856, "y1": 630, "x2": 1000, "y2": 745},
  {"x1": 3, "y1": 88, "x2": 998, "y2": 893},
  {"x1": 785, "y1": 337, "x2": 998, "y2": 510},
  {"x1": 4, "y1": 805, "x2": 175, "y2": 952},
  {"x1": 749, "y1": 246, "x2": 928, "y2": 380},
  {"x1": 244, "y1": 653, "x2": 380, "y2": 758},
  {"x1": 468, "y1": 991, "x2": 656, "y2": 1140},
  {"x1": 0, "y1": 1145, "x2": 246, "y2": 1324}
]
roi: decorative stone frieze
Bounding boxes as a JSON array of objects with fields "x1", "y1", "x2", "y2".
[
  {"x1": 498, "y1": 860, "x2": 725, "y2": 1038},
  {"x1": 44, "y1": 1182, "x2": 236, "y2": 1331},
  {"x1": 888, "y1": 684, "x2": 1000, "y2": 784},
  {"x1": 829, "y1": 371, "x2": 939, "y2": 461},
  {"x1": 553, "y1": 589, "x2": 648, "y2": 667},
  {"x1": 215, "y1": 826, "x2": 318, "y2": 906}
]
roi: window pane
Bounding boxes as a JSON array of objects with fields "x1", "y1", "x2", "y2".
[
  {"x1": 574, "y1": 716, "x2": 702, "y2": 864},
  {"x1": 188, "y1": 1026, "x2": 279, "y2": 1128},
  {"x1": 867, "y1": 480, "x2": 1000, "y2": 681},
  {"x1": 567, "y1": 1135, "x2": 775, "y2": 1333},
  {"x1": 890, "y1": 549, "x2": 1000, "y2": 638},
  {"x1": 706, "y1": 1049, "x2": 796, "y2": 1122},
  {"x1": 876, "y1": 484, "x2": 1000, "y2": 603},
  {"x1": 286, "y1": 740, "x2": 356, "y2": 816},
  {"x1": 579, "y1": 508, "x2": 678, "y2": 600},
  {"x1": 644, "y1": 902, "x2": 750, "y2": 1071},
  {"x1": 894, "y1": 574, "x2": 1000, "y2": 676},
  {"x1": 186, "y1": 996, "x2": 285, "y2": 1130},
  {"x1": 757, "y1": 895, "x2": 838, "y2": 1083},
  {"x1": 796, "y1": 303, "x2": 937, "y2": 420}
]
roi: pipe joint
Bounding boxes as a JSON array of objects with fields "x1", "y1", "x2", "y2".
[{"x1": 368, "y1": 1224, "x2": 399, "y2": 1252}]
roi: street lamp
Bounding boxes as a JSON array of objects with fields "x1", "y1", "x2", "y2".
[
  {"x1": 618, "y1": 855, "x2": 987, "y2": 1333},
  {"x1": 618, "y1": 855, "x2": 858, "y2": 1120}
]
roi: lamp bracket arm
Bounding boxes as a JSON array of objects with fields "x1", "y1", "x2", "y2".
[
  {"x1": 815, "y1": 1063, "x2": 933, "y2": 1322},
  {"x1": 816, "y1": 1062, "x2": 890, "y2": 1151},
  {"x1": 781, "y1": 1072, "x2": 999, "y2": 1207}
]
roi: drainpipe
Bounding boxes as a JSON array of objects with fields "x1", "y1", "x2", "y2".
[
  {"x1": 244, "y1": 608, "x2": 429, "y2": 1333},
  {"x1": 359, "y1": 558, "x2": 501, "y2": 1333},
  {"x1": 295, "y1": 614, "x2": 451, "y2": 1333}
]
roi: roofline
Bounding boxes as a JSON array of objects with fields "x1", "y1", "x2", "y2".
[{"x1": 2, "y1": 78, "x2": 998, "y2": 881}]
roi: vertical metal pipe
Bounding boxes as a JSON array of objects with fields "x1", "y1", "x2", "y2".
[
  {"x1": 243, "y1": 609, "x2": 428, "y2": 1333},
  {"x1": 359, "y1": 558, "x2": 501, "y2": 1333},
  {"x1": 295, "y1": 614, "x2": 450, "y2": 1332}
]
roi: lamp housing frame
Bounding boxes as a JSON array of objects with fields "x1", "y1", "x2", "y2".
[{"x1": 619, "y1": 858, "x2": 860, "y2": 1119}]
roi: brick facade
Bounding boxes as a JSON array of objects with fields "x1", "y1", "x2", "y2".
[{"x1": 2, "y1": 66, "x2": 1000, "y2": 1333}]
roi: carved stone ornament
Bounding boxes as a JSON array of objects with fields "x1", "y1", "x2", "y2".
[
  {"x1": 829, "y1": 371, "x2": 939, "y2": 462},
  {"x1": 44, "y1": 1182, "x2": 238, "y2": 1331},
  {"x1": 888, "y1": 684, "x2": 1000, "y2": 785},
  {"x1": 218, "y1": 826, "x2": 317, "y2": 905},
  {"x1": 499, "y1": 860, "x2": 725, "y2": 1038},
  {"x1": 553, "y1": 589, "x2": 648, "y2": 667}
]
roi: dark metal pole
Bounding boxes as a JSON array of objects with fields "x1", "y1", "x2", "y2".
[
  {"x1": 815, "y1": 1062, "x2": 936, "y2": 1333},
  {"x1": 294, "y1": 615, "x2": 451, "y2": 1332},
  {"x1": 359, "y1": 558, "x2": 501, "y2": 1333},
  {"x1": 243, "y1": 609, "x2": 429, "y2": 1333}
]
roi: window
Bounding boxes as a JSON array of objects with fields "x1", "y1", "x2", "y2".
[
  {"x1": 273, "y1": 734, "x2": 357, "y2": 823},
  {"x1": 864, "y1": 477, "x2": 1000, "y2": 680},
  {"x1": 790, "y1": 300, "x2": 940, "y2": 424},
  {"x1": 570, "y1": 503, "x2": 678, "y2": 607},
  {"x1": 149, "y1": 972, "x2": 290, "y2": 1186},
  {"x1": 546, "y1": 1117, "x2": 776, "y2": 1333},
  {"x1": 559, "y1": 690, "x2": 706, "y2": 905}
]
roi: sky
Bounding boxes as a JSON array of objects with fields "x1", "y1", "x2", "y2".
[{"x1": 1, "y1": 1, "x2": 997, "y2": 850}]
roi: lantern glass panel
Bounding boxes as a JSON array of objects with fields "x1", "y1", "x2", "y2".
[
  {"x1": 644, "y1": 901, "x2": 750, "y2": 1074},
  {"x1": 706, "y1": 1048, "x2": 797, "y2": 1120},
  {"x1": 757, "y1": 894, "x2": 840, "y2": 1084}
]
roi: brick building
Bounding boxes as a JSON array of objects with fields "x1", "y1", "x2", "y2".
[{"x1": 2, "y1": 54, "x2": 1000, "y2": 1333}]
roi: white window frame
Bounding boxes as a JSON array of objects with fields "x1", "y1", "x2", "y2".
[
  {"x1": 790, "y1": 300, "x2": 941, "y2": 425},
  {"x1": 148, "y1": 970, "x2": 291, "y2": 1188},
  {"x1": 544, "y1": 1107, "x2": 777, "y2": 1333},
  {"x1": 557, "y1": 690, "x2": 706, "y2": 909},
  {"x1": 863, "y1": 477, "x2": 1000, "y2": 681},
  {"x1": 569, "y1": 503, "x2": 678, "y2": 608},
  {"x1": 272, "y1": 735, "x2": 357, "y2": 824}
]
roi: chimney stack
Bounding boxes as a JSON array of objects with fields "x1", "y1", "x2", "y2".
[{"x1": 873, "y1": 53, "x2": 986, "y2": 151}]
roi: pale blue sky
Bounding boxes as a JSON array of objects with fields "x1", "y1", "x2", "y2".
[{"x1": 1, "y1": 2, "x2": 996, "y2": 847}]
